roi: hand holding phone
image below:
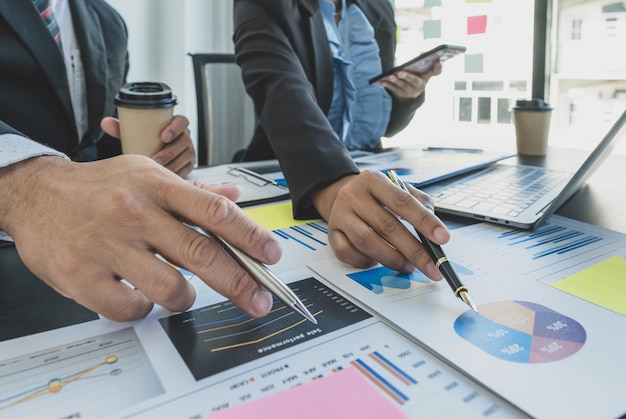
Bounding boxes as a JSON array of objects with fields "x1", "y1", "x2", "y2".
[{"x1": 369, "y1": 44, "x2": 466, "y2": 86}]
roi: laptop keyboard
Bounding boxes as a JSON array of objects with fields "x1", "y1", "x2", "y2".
[{"x1": 431, "y1": 166, "x2": 570, "y2": 217}]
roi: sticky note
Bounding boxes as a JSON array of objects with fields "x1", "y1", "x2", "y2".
[
  {"x1": 465, "y1": 54, "x2": 484, "y2": 73},
  {"x1": 209, "y1": 366, "x2": 408, "y2": 418},
  {"x1": 552, "y1": 256, "x2": 626, "y2": 316},
  {"x1": 423, "y1": 19, "x2": 441, "y2": 39},
  {"x1": 467, "y1": 15, "x2": 487, "y2": 34},
  {"x1": 424, "y1": 0, "x2": 442, "y2": 7},
  {"x1": 244, "y1": 202, "x2": 318, "y2": 231}
]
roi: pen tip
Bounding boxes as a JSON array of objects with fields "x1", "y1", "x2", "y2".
[
  {"x1": 459, "y1": 290, "x2": 479, "y2": 314},
  {"x1": 293, "y1": 301, "x2": 318, "y2": 324}
]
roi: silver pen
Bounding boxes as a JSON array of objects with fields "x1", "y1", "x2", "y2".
[{"x1": 203, "y1": 229, "x2": 318, "y2": 324}]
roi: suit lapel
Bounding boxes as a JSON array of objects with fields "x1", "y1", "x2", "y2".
[
  {"x1": 68, "y1": 0, "x2": 107, "y2": 143},
  {"x1": 0, "y1": 1, "x2": 74, "y2": 129}
]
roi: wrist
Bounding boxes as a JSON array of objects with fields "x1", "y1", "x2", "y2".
[
  {"x1": 311, "y1": 174, "x2": 357, "y2": 221},
  {"x1": 0, "y1": 156, "x2": 72, "y2": 237}
]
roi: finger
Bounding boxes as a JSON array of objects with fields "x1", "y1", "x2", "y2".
[
  {"x1": 192, "y1": 181, "x2": 242, "y2": 202},
  {"x1": 115, "y1": 249, "x2": 197, "y2": 315},
  {"x1": 382, "y1": 74, "x2": 424, "y2": 99},
  {"x1": 153, "y1": 130, "x2": 192, "y2": 163},
  {"x1": 328, "y1": 172, "x2": 418, "y2": 272},
  {"x1": 158, "y1": 141, "x2": 195, "y2": 176},
  {"x1": 161, "y1": 115, "x2": 190, "y2": 143},
  {"x1": 342, "y1": 171, "x2": 443, "y2": 278},
  {"x1": 344, "y1": 190, "x2": 428, "y2": 274},
  {"x1": 160, "y1": 181, "x2": 282, "y2": 265},
  {"x1": 403, "y1": 183, "x2": 450, "y2": 245},
  {"x1": 328, "y1": 221, "x2": 378, "y2": 269},
  {"x1": 100, "y1": 117, "x2": 121, "y2": 139},
  {"x1": 70, "y1": 273, "x2": 155, "y2": 321},
  {"x1": 146, "y1": 218, "x2": 273, "y2": 318}
]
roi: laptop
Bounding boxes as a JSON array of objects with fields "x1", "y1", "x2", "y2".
[{"x1": 421, "y1": 109, "x2": 626, "y2": 230}]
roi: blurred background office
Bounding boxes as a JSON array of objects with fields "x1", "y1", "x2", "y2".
[{"x1": 108, "y1": 0, "x2": 626, "y2": 165}]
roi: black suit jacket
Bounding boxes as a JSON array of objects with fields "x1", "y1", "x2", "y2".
[
  {"x1": 0, "y1": 0, "x2": 128, "y2": 160},
  {"x1": 233, "y1": 0, "x2": 424, "y2": 219}
]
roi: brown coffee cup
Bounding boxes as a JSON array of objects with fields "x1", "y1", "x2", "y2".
[
  {"x1": 114, "y1": 82, "x2": 177, "y2": 156},
  {"x1": 512, "y1": 98, "x2": 553, "y2": 156}
]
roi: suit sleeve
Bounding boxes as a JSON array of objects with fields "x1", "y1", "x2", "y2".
[{"x1": 234, "y1": 0, "x2": 359, "y2": 220}]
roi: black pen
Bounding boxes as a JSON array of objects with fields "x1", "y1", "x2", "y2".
[
  {"x1": 386, "y1": 170, "x2": 479, "y2": 313},
  {"x1": 202, "y1": 229, "x2": 318, "y2": 324}
]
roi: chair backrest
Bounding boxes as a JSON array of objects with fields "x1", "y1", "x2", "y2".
[{"x1": 189, "y1": 53, "x2": 256, "y2": 166}]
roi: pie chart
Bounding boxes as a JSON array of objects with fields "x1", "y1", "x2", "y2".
[{"x1": 454, "y1": 300, "x2": 586, "y2": 363}]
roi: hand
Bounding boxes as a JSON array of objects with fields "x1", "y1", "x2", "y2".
[
  {"x1": 380, "y1": 60, "x2": 443, "y2": 103},
  {"x1": 0, "y1": 155, "x2": 281, "y2": 321},
  {"x1": 311, "y1": 170, "x2": 449, "y2": 281},
  {"x1": 101, "y1": 115, "x2": 196, "y2": 177}
]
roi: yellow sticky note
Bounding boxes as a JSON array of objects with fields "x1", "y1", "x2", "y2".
[
  {"x1": 552, "y1": 256, "x2": 626, "y2": 316},
  {"x1": 244, "y1": 202, "x2": 319, "y2": 231}
]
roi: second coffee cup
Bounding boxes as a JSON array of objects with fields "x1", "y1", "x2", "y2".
[
  {"x1": 114, "y1": 82, "x2": 177, "y2": 157},
  {"x1": 512, "y1": 98, "x2": 553, "y2": 156}
]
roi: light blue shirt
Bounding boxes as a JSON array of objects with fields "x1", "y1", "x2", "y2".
[{"x1": 320, "y1": 0, "x2": 392, "y2": 150}]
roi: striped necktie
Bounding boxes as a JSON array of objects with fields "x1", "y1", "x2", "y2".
[{"x1": 32, "y1": 0, "x2": 63, "y2": 52}]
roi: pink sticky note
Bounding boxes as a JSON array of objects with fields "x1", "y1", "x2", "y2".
[
  {"x1": 467, "y1": 15, "x2": 487, "y2": 34},
  {"x1": 210, "y1": 366, "x2": 408, "y2": 418}
]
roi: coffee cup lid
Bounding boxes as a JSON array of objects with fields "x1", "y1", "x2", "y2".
[
  {"x1": 513, "y1": 98, "x2": 552, "y2": 111},
  {"x1": 114, "y1": 82, "x2": 177, "y2": 109}
]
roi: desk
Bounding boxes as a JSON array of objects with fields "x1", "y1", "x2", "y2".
[
  {"x1": 1, "y1": 147, "x2": 626, "y2": 417},
  {"x1": 1, "y1": 147, "x2": 625, "y2": 341}
]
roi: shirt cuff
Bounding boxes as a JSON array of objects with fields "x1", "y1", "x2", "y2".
[{"x1": 0, "y1": 133, "x2": 69, "y2": 168}]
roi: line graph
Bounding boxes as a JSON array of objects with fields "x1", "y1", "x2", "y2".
[
  {"x1": 159, "y1": 278, "x2": 372, "y2": 380},
  {"x1": 0, "y1": 328, "x2": 163, "y2": 418}
]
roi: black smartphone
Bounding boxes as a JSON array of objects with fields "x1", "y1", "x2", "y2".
[{"x1": 369, "y1": 44, "x2": 466, "y2": 85}]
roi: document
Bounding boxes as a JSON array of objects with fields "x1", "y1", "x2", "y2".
[
  {"x1": 2, "y1": 208, "x2": 625, "y2": 418},
  {"x1": 309, "y1": 215, "x2": 626, "y2": 418},
  {"x1": 186, "y1": 164, "x2": 289, "y2": 207},
  {"x1": 0, "y1": 268, "x2": 523, "y2": 418}
]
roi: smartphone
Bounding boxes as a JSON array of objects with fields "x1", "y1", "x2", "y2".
[{"x1": 369, "y1": 44, "x2": 466, "y2": 85}]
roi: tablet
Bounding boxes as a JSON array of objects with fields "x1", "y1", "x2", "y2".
[{"x1": 369, "y1": 44, "x2": 466, "y2": 85}]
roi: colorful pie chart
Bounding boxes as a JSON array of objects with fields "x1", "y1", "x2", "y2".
[{"x1": 454, "y1": 300, "x2": 586, "y2": 363}]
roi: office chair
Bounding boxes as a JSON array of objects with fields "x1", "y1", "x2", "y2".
[{"x1": 188, "y1": 53, "x2": 256, "y2": 166}]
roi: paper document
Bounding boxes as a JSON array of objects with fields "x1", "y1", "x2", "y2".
[
  {"x1": 187, "y1": 165, "x2": 289, "y2": 206},
  {"x1": 309, "y1": 215, "x2": 626, "y2": 418}
]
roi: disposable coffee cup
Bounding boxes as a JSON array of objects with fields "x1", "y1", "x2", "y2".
[
  {"x1": 114, "y1": 82, "x2": 177, "y2": 156},
  {"x1": 512, "y1": 98, "x2": 553, "y2": 156}
]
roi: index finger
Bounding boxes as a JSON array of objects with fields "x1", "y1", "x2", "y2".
[
  {"x1": 161, "y1": 115, "x2": 190, "y2": 143},
  {"x1": 385, "y1": 177, "x2": 451, "y2": 245},
  {"x1": 158, "y1": 175, "x2": 282, "y2": 264}
]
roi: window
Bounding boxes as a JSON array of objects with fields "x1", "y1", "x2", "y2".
[
  {"x1": 386, "y1": 0, "x2": 626, "y2": 153},
  {"x1": 551, "y1": 0, "x2": 626, "y2": 150},
  {"x1": 386, "y1": 0, "x2": 535, "y2": 149}
]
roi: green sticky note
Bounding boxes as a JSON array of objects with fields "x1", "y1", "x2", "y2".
[
  {"x1": 465, "y1": 54, "x2": 484, "y2": 73},
  {"x1": 552, "y1": 256, "x2": 626, "y2": 316},
  {"x1": 423, "y1": 19, "x2": 441, "y2": 39}
]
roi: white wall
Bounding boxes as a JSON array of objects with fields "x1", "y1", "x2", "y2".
[{"x1": 105, "y1": 0, "x2": 235, "y2": 152}]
